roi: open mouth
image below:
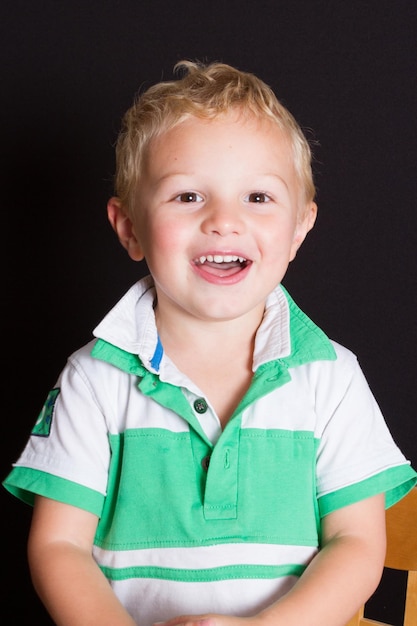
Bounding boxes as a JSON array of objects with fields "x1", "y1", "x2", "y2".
[{"x1": 194, "y1": 254, "x2": 250, "y2": 278}]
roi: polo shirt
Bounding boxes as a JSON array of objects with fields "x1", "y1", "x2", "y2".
[{"x1": 4, "y1": 276, "x2": 416, "y2": 625}]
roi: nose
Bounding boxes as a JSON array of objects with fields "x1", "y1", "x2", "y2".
[{"x1": 201, "y1": 199, "x2": 245, "y2": 236}]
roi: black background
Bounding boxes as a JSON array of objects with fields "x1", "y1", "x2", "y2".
[{"x1": 2, "y1": 1, "x2": 416, "y2": 623}]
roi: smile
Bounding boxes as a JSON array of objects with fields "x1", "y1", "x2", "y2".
[{"x1": 193, "y1": 254, "x2": 251, "y2": 282}]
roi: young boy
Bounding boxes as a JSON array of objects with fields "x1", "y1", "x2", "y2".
[{"x1": 3, "y1": 60, "x2": 416, "y2": 626}]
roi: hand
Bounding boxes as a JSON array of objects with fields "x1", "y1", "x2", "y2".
[{"x1": 154, "y1": 615, "x2": 259, "y2": 626}]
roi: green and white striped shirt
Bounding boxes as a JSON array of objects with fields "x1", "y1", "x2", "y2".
[{"x1": 4, "y1": 276, "x2": 416, "y2": 625}]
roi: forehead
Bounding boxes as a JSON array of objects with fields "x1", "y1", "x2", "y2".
[{"x1": 146, "y1": 111, "x2": 295, "y2": 168}]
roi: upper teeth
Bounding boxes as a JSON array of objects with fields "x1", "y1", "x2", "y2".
[{"x1": 198, "y1": 255, "x2": 246, "y2": 263}]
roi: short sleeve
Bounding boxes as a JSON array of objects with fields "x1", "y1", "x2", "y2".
[
  {"x1": 313, "y1": 344, "x2": 416, "y2": 515},
  {"x1": 3, "y1": 341, "x2": 111, "y2": 515}
]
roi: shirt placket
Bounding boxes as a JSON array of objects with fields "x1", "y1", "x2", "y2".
[{"x1": 202, "y1": 417, "x2": 241, "y2": 520}]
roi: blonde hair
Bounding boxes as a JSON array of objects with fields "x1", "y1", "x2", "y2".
[{"x1": 114, "y1": 60, "x2": 316, "y2": 213}]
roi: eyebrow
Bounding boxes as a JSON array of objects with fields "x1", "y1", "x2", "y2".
[
  {"x1": 153, "y1": 171, "x2": 290, "y2": 185},
  {"x1": 251, "y1": 172, "x2": 290, "y2": 191},
  {"x1": 150, "y1": 172, "x2": 195, "y2": 187}
]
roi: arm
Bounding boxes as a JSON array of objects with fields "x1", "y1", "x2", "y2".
[
  {"x1": 28, "y1": 495, "x2": 137, "y2": 626},
  {"x1": 157, "y1": 493, "x2": 386, "y2": 626}
]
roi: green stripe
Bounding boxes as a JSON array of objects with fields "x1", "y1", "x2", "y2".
[
  {"x1": 3, "y1": 467, "x2": 104, "y2": 515},
  {"x1": 96, "y1": 427, "x2": 320, "y2": 549},
  {"x1": 280, "y1": 284, "x2": 337, "y2": 365},
  {"x1": 318, "y1": 465, "x2": 417, "y2": 516},
  {"x1": 99, "y1": 563, "x2": 306, "y2": 583},
  {"x1": 91, "y1": 339, "x2": 145, "y2": 376}
]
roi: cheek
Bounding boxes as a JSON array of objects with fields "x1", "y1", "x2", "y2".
[
  {"x1": 147, "y1": 219, "x2": 186, "y2": 257},
  {"x1": 262, "y1": 219, "x2": 298, "y2": 253}
]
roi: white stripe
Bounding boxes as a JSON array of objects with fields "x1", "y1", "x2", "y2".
[
  {"x1": 93, "y1": 542, "x2": 317, "y2": 569},
  {"x1": 113, "y1": 575, "x2": 298, "y2": 626}
]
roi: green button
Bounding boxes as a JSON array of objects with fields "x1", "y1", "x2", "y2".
[{"x1": 194, "y1": 398, "x2": 208, "y2": 413}]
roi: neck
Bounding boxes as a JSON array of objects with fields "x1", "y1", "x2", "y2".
[
  {"x1": 154, "y1": 303, "x2": 265, "y2": 427},
  {"x1": 155, "y1": 301, "x2": 264, "y2": 361}
]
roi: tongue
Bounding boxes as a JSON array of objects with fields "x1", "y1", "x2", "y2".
[{"x1": 203, "y1": 261, "x2": 242, "y2": 276}]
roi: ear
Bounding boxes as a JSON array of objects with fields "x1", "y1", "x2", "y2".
[
  {"x1": 290, "y1": 201, "x2": 317, "y2": 261},
  {"x1": 107, "y1": 197, "x2": 145, "y2": 261}
]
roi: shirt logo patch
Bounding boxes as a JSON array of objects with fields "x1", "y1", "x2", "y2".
[{"x1": 32, "y1": 388, "x2": 60, "y2": 437}]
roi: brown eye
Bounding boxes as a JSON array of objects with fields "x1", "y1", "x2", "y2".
[
  {"x1": 247, "y1": 192, "x2": 270, "y2": 203},
  {"x1": 176, "y1": 192, "x2": 203, "y2": 203}
]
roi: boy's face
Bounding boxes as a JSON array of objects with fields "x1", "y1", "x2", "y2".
[{"x1": 110, "y1": 111, "x2": 316, "y2": 326}]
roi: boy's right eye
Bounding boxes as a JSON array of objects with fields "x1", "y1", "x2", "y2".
[{"x1": 175, "y1": 192, "x2": 204, "y2": 203}]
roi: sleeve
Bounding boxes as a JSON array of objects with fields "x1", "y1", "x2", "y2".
[
  {"x1": 2, "y1": 344, "x2": 111, "y2": 516},
  {"x1": 313, "y1": 343, "x2": 417, "y2": 517}
]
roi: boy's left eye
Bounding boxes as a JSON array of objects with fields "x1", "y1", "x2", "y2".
[
  {"x1": 175, "y1": 192, "x2": 204, "y2": 203},
  {"x1": 245, "y1": 192, "x2": 271, "y2": 203}
]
